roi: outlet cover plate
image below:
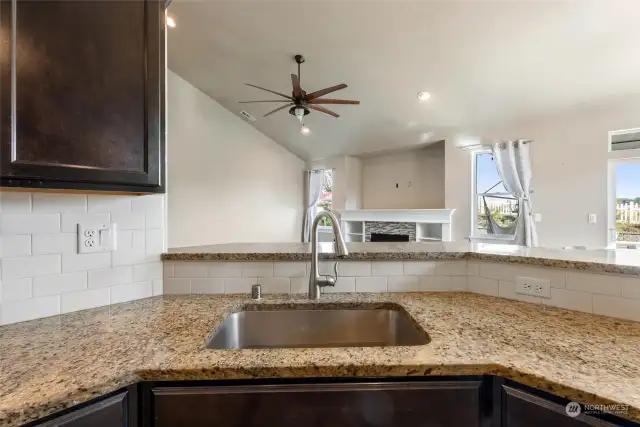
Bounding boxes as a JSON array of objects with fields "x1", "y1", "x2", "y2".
[
  {"x1": 77, "y1": 223, "x2": 117, "y2": 253},
  {"x1": 516, "y1": 276, "x2": 551, "y2": 299}
]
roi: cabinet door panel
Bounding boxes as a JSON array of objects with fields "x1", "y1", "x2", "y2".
[
  {"x1": 37, "y1": 392, "x2": 129, "y2": 427},
  {"x1": 151, "y1": 381, "x2": 484, "y2": 427},
  {"x1": 0, "y1": 0, "x2": 165, "y2": 192},
  {"x1": 502, "y1": 386, "x2": 617, "y2": 427}
]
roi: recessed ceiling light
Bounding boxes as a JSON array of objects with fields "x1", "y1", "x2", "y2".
[
  {"x1": 300, "y1": 126, "x2": 311, "y2": 135},
  {"x1": 420, "y1": 132, "x2": 434, "y2": 142},
  {"x1": 167, "y1": 16, "x2": 176, "y2": 28},
  {"x1": 417, "y1": 92, "x2": 431, "y2": 101}
]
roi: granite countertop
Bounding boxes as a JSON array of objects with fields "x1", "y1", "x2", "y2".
[
  {"x1": 1, "y1": 293, "x2": 640, "y2": 425},
  {"x1": 163, "y1": 242, "x2": 640, "y2": 276}
]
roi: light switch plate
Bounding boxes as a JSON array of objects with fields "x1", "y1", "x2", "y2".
[
  {"x1": 77, "y1": 223, "x2": 117, "y2": 253},
  {"x1": 516, "y1": 276, "x2": 551, "y2": 299},
  {"x1": 588, "y1": 214, "x2": 597, "y2": 223}
]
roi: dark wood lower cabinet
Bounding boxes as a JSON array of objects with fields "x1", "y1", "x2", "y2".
[
  {"x1": 150, "y1": 380, "x2": 485, "y2": 427},
  {"x1": 501, "y1": 385, "x2": 619, "y2": 427},
  {"x1": 24, "y1": 377, "x2": 639, "y2": 427},
  {"x1": 33, "y1": 391, "x2": 132, "y2": 427}
]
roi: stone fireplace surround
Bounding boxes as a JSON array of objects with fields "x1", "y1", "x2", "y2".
[{"x1": 365, "y1": 221, "x2": 416, "y2": 242}]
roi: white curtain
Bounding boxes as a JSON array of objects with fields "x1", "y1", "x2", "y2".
[
  {"x1": 492, "y1": 140, "x2": 538, "y2": 247},
  {"x1": 302, "y1": 170, "x2": 324, "y2": 242}
]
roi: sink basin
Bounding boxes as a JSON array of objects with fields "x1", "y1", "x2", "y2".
[{"x1": 206, "y1": 305, "x2": 430, "y2": 349}]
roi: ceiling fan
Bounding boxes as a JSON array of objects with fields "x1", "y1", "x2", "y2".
[{"x1": 239, "y1": 54, "x2": 360, "y2": 123}]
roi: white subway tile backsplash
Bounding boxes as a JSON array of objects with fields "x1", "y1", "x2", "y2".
[
  {"x1": 273, "y1": 262, "x2": 306, "y2": 277},
  {"x1": 337, "y1": 261, "x2": 371, "y2": 276},
  {"x1": 498, "y1": 280, "x2": 541, "y2": 304},
  {"x1": 163, "y1": 263, "x2": 174, "y2": 279},
  {"x1": 208, "y1": 262, "x2": 243, "y2": 278},
  {"x1": 191, "y1": 278, "x2": 224, "y2": 294},
  {"x1": 403, "y1": 261, "x2": 434, "y2": 276},
  {"x1": 258, "y1": 277, "x2": 291, "y2": 294},
  {"x1": 1, "y1": 295, "x2": 60, "y2": 324},
  {"x1": 88, "y1": 266, "x2": 133, "y2": 289},
  {"x1": 88, "y1": 195, "x2": 132, "y2": 214},
  {"x1": 593, "y1": 295, "x2": 640, "y2": 322},
  {"x1": 33, "y1": 272, "x2": 87, "y2": 297},
  {"x1": 466, "y1": 262, "x2": 480, "y2": 277},
  {"x1": 621, "y1": 277, "x2": 640, "y2": 299},
  {"x1": 0, "y1": 192, "x2": 165, "y2": 325},
  {"x1": 371, "y1": 261, "x2": 403, "y2": 276},
  {"x1": 355, "y1": 277, "x2": 387, "y2": 292},
  {"x1": 61, "y1": 288, "x2": 110, "y2": 314},
  {"x1": 450, "y1": 276, "x2": 467, "y2": 291},
  {"x1": 33, "y1": 194, "x2": 86, "y2": 212},
  {"x1": 0, "y1": 235, "x2": 31, "y2": 257},
  {"x1": 434, "y1": 260, "x2": 467, "y2": 276},
  {"x1": 164, "y1": 278, "x2": 190, "y2": 294},
  {"x1": 467, "y1": 276, "x2": 499, "y2": 296},
  {"x1": 152, "y1": 279, "x2": 163, "y2": 296},
  {"x1": 61, "y1": 252, "x2": 110, "y2": 273},
  {"x1": 387, "y1": 276, "x2": 419, "y2": 292},
  {"x1": 174, "y1": 262, "x2": 209, "y2": 278},
  {"x1": 2, "y1": 254, "x2": 61, "y2": 280},
  {"x1": 110, "y1": 281, "x2": 152, "y2": 304},
  {"x1": 241, "y1": 262, "x2": 273, "y2": 277},
  {"x1": 478, "y1": 262, "x2": 518, "y2": 281},
  {"x1": 1, "y1": 278, "x2": 33, "y2": 301},
  {"x1": 546, "y1": 288, "x2": 593, "y2": 313},
  {"x1": 1, "y1": 214, "x2": 60, "y2": 235},
  {"x1": 133, "y1": 262, "x2": 162, "y2": 281},
  {"x1": 290, "y1": 277, "x2": 309, "y2": 294},
  {"x1": 32, "y1": 233, "x2": 76, "y2": 255},
  {"x1": 0, "y1": 192, "x2": 31, "y2": 212},
  {"x1": 565, "y1": 272, "x2": 622, "y2": 296},
  {"x1": 111, "y1": 212, "x2": 145, "y2": 230},
  {"x1": 325, "y1": 276, "x2": 355, "y2": 293},
  {"x1": 419, "y1": 276, "x2": 453, "y2": 291},
  {"x1": 224, "y1": 278, "x2": 256, "y2": 294},
  {"x1": 61, "y1": 213, "x2": 109, "y2": 233}
]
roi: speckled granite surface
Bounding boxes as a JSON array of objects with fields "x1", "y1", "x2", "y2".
[
  {"x1": 162, "y1": 242, "x2": 640, "y2": 276},
  {"x1": 1, "y1": 293, "x2": 640, "y2": 426}
]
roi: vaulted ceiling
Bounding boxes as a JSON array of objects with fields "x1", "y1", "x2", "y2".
[{"x1": 167, "y1": 0, "x2": 640, "y2": 160}]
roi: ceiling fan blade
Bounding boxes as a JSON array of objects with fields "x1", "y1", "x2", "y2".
[
  {"x1": 308, "y1": 104, "x2": 340, "y2": 118},
  {"x1": 291, "y1": 74, "x2": 303, "y2": 98},
  {"x1": 238, "y1": 100, "x2": 292, "y2": 103},
  {"x1": 308, "y1": 99, "x2": 360, "y2": 105},
  {"x1": 306, "y1": 84, "x2": 348, "y2": 101},
  {"x1": 245, "y1": 83, "x2": 293, "y2": 100},
  {"x1": 263, "y1": 103, "x2": 294, "y2": 118}
]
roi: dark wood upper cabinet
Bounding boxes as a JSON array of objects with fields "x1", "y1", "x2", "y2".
[{"x1": 0, "y1": 0, "x2": 165, "y2": 193}]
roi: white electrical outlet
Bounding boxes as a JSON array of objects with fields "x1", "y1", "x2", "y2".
[
  {"x1": 77, "y1": 223, "x2": 117, "y2": 253},
  {"x1": 516, "y1": 276, "x2": 551, "y2": 298}
]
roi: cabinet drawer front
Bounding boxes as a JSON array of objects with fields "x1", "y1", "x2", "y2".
[
  {"x1": 502, "y1": 386, "x2": 618, "y2": 427},
  {"x1": 151, "y1": 381, "x2": 484, "y2": 427},
  {"x1": 36, "y1": 392, "x2": 129, "y2": 427}
]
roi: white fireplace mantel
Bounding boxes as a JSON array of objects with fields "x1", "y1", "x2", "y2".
[{"x1": 335, "y1": 209, "x2": 456, "y2": 242}]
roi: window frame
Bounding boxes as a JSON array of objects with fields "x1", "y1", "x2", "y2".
[{"x1": 471, "y1": 150, "x2": 520, "y2": 238}]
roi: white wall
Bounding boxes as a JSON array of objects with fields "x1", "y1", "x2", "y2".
[
  {"x1": 362, "y1": 144, "x2": 445, "y2": 209},
  {"x1": 167, "y1": 71, "x2": 305, "y2": 247},
  {"x1": 445, "y1": 94, "x2": 640, "y2": 248},
  {"x1": 0, "y1": 192, "x2": 165, "y2": 325}
]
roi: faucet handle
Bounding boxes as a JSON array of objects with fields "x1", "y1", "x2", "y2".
[{"x1": 320, "y1": 262, "x2": 340, "y2": 288}]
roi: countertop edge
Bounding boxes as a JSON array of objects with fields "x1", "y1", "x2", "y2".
[{"x1": 161, "y1": 251, "x2": 640, "y2": 276}]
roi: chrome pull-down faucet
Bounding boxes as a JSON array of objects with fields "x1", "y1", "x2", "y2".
[{"x1": 308, "y1": 210, "x2": 349, "y2": 299}]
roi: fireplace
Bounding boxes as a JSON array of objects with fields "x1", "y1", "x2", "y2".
[
  {"x1": 365, "y1": 221, "x2": 416, "y2": 242},
  {"x1": 370, "y1": 233, "x2": 410, "y2": 242}
]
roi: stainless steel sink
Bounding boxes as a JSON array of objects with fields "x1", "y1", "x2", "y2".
[{"x1": 206, "y1": 305, "x2": 430, "y2": 349}]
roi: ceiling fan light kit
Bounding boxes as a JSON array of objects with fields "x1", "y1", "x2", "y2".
[{"x1": 239, "y1": 54, "x2": 360, "y2": 125}]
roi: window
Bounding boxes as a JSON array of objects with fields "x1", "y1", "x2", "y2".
[
  {"x1": 473, "y1": 152, "x2": 519, "y2": 236},
  {"x1": 316, "y1": 169, "x2": 333, "y2": 227},
  {"x1": 614, "y1": 162, "x2": 640, "y2": 247}
]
